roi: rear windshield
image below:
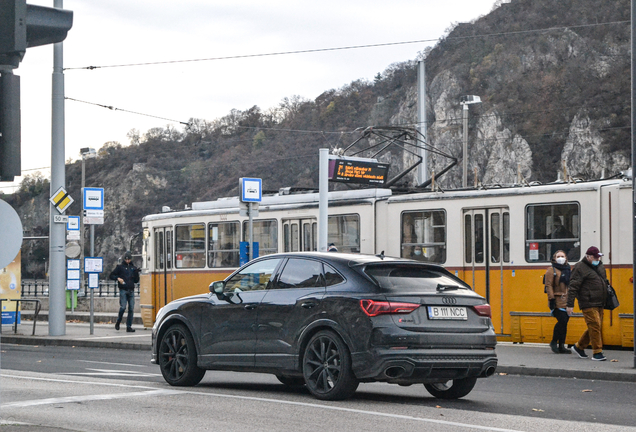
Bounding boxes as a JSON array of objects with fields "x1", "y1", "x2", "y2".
[{"x1": 363, "y1": 264, "x2": 470, "y2": 293}]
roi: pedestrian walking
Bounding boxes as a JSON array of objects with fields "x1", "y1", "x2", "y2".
[
  {"x1": 545, "y1": 250, "x2": 571, "y2": 354},
  {"x1": 109, "y1": 251, "x2": 140, "y2": 332},
  {"x1": 566, "y1": 246, "x2": 608, "y2": 361}
]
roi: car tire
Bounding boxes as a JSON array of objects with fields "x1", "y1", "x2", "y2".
[
  {"x1": 275, "y1": 374, "x2": 306, "y2": 387},
  {"x1": 158, "y1": 323, "x2": 205, "y2": 386},
  {"x1": 302, "y1": 330, "x2": 359, "y2": 401},
  {"x1": 424, "y1": 377, "x2": 478, "y2": 399}
]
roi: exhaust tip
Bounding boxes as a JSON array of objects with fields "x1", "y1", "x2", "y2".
[
  {"x1": 384, "y1": 366, "x2": 406, "y2": 379},
  {"x1": 483, "y1": 366, "x2": 496, "y2": 377}
]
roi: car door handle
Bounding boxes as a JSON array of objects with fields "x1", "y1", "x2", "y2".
[
  {"x1": 301, "y1": 302, "x2": 316, "y2": 309},
  {"x1": 244, "y1": 304, "x2": 258, "y2": 310}
]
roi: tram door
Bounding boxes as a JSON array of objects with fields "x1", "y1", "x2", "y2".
[
  {"x1": 463, "y1": 208, "x2": 510, "y2": 335},
  {"x1": 283, "y1": 218, "x2": 317, "y2": 252},
  {"x1": 154, "y1": 227, "x2": 174, "y2": 310}
]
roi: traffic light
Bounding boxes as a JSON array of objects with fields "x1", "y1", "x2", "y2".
[{"x1": 0, "y1": 0, "x2": 73, "y2": 181}]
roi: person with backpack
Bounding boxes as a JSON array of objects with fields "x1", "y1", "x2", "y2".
[{"x1": 545, "y1": 250, "x2": 571, "y2": 354}]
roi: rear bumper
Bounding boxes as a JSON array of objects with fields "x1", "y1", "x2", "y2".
[{"x1": 351, "y1": 348, "x2": 498, "y2": 384}]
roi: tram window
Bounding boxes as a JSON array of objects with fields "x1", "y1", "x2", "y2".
[
  {"x1": 526, "y1": 203, "x2": 580, "y2": 262},
  {"x1": 175, "y1": 224, "x2": 206, "y2": 268},
  {"x1": 166, "y1": 231, "x2": 172, "y2": 269},
  {"x1": 142, "y1": 229, "x2": 149, "y2": 271},
  {"x1": 474, "y1": 214, "x2": 484, "y2": 263},
  {"x1": 401, "y1": 210, "x2": 446, "y2": 264},
  {"x1": 243, "y1": 219, "x2": 278, "y2": 256},
  {"x1": 328, "y1": 214, "x2": 360, "y2": 253},
  {"x1": 156, "y1": 231, "x2": 164, "y2": 270},
  {"x1": 208, "y1": 222, "x2": 240, "y2": 268},
  {"x1": 490, "y1": 212, "x2": 510, "y2": 264},
  {"x1": 464, "y1": 215, "x2": 472, "y2": 263}
]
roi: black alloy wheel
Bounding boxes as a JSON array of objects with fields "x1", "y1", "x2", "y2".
[
  {"x1": 158, "y1": 324, "x2": 206, "y2": 386},
  {"x1": 302, "y1": 330, "x2": 359, "y2": 400},
  {"x1": 424, "y1": 377, "x2": 478, "y2": 399}
]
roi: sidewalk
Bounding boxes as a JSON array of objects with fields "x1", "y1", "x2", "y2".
[{"x1": 2, "y1": 320, "x2": 635, "y2": 382}]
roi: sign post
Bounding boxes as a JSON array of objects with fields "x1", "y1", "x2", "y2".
[
  {"x1": 83, "y1": 187, "x2": 104, "y2": 335},
  {"x1": 84, "y1": 256, "x2": 103, "y2": 335},
  {"x1": 240, "y1": 178, "x2": 262, "y2": 262}
]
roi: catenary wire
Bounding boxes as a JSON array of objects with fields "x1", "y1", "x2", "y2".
[{"x1": 64, "y1": 20, "x2": 629, "y2": 71}]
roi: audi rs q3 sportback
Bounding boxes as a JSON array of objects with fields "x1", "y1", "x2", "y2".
[{"x1": 151, "y1": 252, "x2": 497, "y2": 400}]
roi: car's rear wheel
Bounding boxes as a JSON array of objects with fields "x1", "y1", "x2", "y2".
[
  {"x1": 302, "y1": 330, "x2": 359, "y2": 400},
  {"x1": 275, "y1": 374, "x2": 305, "y2": 387},
  {"x1": 424, "y1": 377, "x2": 478, "y2": 399},
  {"x1": 159, "y1": 323, "x2": 205, "y2": 386}
]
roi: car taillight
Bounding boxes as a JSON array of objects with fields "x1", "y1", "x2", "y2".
[
  {"x1": 360, "y1": 299, "x2": 420, "y2": 317},
  {"x1": 473, "y1": 304, "x2": 492, "y2": 318}
]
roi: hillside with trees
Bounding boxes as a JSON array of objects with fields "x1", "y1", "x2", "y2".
[{"x1": 4, "y1": 0, "x2": 631, "y2": 275}]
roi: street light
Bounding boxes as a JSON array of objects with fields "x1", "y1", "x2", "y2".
[
  {"x1": 460, "y1": 95, "x2": 481, "y2": 188},
  {"x1": 80, "y1": 147, "x2": 95, "y2": 333}
]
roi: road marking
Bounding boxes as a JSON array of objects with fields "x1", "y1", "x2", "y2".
[
  {"x1": 73, "y1": 334, "x2": 149, "y2": 340},
  {"x1": 60, "y1": 368, "x2": 161, "y2": 377},
  {"x1": 2, "y1": 373, "x2": 526, "y2": 431},
  {"x1": 78, "y1": 360, "x2": 147, "y2": 368},
  {"x1": 2, "y1": 389, "x2": 180, "y2": 408}
]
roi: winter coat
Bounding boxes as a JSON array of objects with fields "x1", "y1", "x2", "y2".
[
  {"x1": 566, "y1": 259, "x2": 607, "y2": 309},
  {"x1": 544, "y1": 266, "x2": 569, "y2": 309},
  {"x1": 109, "y1": 262, "x2": 140, "y2": 291}
]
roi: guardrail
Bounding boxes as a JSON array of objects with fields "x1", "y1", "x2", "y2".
[{"x1": 21, "y1": 280, "x2": 140, "y2": 298}]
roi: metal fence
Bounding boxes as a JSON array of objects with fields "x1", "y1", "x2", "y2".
[{"x1": 21, "y1": 280, "x2": 140, "y2": 298}]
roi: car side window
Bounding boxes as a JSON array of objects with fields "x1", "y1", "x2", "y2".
[
  {"x1": 224, "y1": 258, "x2": 282, "y2": 292},
  {"x1": 276, "y1": 258, "x2": 324, "y2": 289},
  {"x1": 324, "y1": 263, "x2": 344, "y2": 286}
]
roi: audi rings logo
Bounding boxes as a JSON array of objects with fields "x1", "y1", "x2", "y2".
[{"x1": 442, "y1": 296, "x2": 457, "y2": 305}]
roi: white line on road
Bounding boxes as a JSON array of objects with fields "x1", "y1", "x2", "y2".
[
  {"x1": 78, "y1": 360, "x2": 147, "y2": 367},
  {"x1": 2, "y1": 389, "x2": 181, "y2": 408},
  {"x1": 60, "y1": 368, "x2": 161, "y2": 377},
  {"x1": 2, "y1": 373, "x2": 526, "y2": 432}
]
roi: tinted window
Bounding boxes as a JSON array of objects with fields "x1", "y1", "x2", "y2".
[
  {"x1": 277, "y1": 259, "x2": 324, "y2": 289},
  {"x1": 364, "y1": 264, "x2": 469, "y2": 293},
  {"x1": 224, "y1": 258, "x2": 282, "y2": 292},
  {"x1": 324, "y1": 263, "x2": 344, "y2": 286}
]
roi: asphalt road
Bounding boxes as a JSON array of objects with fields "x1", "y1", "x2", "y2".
[{"x1": 1, "y1": 344, "x2": 635, "y2": 431}]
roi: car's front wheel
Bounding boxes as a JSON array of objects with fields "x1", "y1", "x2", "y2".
[
  {"x1": 424, "y1": 377, "x2": 478, "y2": 399},
  {"x1": 158, "y1": 323, "x2": 205, "y2": 386},
  {"x1": 302, "y1": 330, "x2": 359, "y2": 400}
]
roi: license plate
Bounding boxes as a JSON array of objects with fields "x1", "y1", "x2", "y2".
[{"x1": 427, "y1": 306, "x2": 468, "y2": 320}]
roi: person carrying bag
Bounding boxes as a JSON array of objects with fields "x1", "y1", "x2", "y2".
[{"x1": 545, "y1": 250, "x2": 571, "y2": 354}]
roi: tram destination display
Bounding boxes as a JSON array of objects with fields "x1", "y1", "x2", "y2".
[{"x1": 329, "y1": 158, "x2": 389, "y2": 185}]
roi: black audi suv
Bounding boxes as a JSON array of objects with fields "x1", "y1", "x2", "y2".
[{"x1": 151, "y1": 252, "x2": 497, "y2": 400}]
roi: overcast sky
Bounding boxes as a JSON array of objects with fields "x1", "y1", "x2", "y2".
[{"x1": 5, "y1": 0, "x2": 499, "y2": 191}]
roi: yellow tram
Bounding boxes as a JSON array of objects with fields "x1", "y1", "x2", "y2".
[{"x1": 140, "y1": 179, "x2": 634, "y2": 347}]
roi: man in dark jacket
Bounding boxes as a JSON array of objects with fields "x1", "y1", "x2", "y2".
[
  {"x1": 566, "y1": 246, "x2": 608, "y2": 361},
  {"x1": 109, "y1": 251, "x2": 140, "y2": 332}
]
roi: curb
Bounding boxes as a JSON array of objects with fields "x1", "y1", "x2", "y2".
[
  {"x1": 0, "y1": 335, "x2": 151, "y2": 351},
  {"x1": 495, "y1": 365, "x2": 636, "y2": 383}
]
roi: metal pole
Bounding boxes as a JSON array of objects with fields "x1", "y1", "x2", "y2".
[
  {"x1": 248, "y1": 202, "x2": 253, "y2": 261},
  {"x1": 318, "y1": 149, "x2": 329, "y2": 251},
  {"x1": 417, "y1": 60, "x2": 428, "y2": 185},
  {"x1": 90, "y1": 224, "x2": 94, "y2": 334},
  {"x1": 631, "y1": 0, "x2": 636, "y2": 369},
  {"x1": 49, "y1": 0, "x2": 66, "y2": 336},
  {"x1": 462, "y1": 103, "x2": 468, "y2": 188}
]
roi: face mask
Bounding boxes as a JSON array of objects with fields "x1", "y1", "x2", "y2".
[
  {"x1": 556, "y1": 257, "x2": 566, "y2": 265},
  {"x1": 592, "y1": 260, "x2": 600, "y2": 266},
  {"x1": 414, "y1": 249, "x2": 422, "y2": 256}
]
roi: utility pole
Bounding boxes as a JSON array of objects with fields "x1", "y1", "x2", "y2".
[
  {"x1": 417, "y1": 60, "x2": 427, "y2": 185},
  {"x1": 460, "y1": 95, "x2": 481, "y2": 188},
  {"x1": 49, "y1": 0, "x2": 67, "y2": 336}
]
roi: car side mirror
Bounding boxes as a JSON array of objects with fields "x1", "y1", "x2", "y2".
[{"x1": 209, "y1": 280, "x2": 225, "y2": 295}]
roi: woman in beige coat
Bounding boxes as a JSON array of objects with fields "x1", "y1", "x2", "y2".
[{"x1": 545, "y1": 250, "x2": 571, "y2": 354}]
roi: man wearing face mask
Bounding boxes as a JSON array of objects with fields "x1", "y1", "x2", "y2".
[{"x1": 566, "y1": 246, "x2": 608, "y2": 361}]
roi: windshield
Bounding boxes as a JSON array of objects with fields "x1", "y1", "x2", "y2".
[{"x1": 364, "y1": 264, "x2": 470, "y2": 293}]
